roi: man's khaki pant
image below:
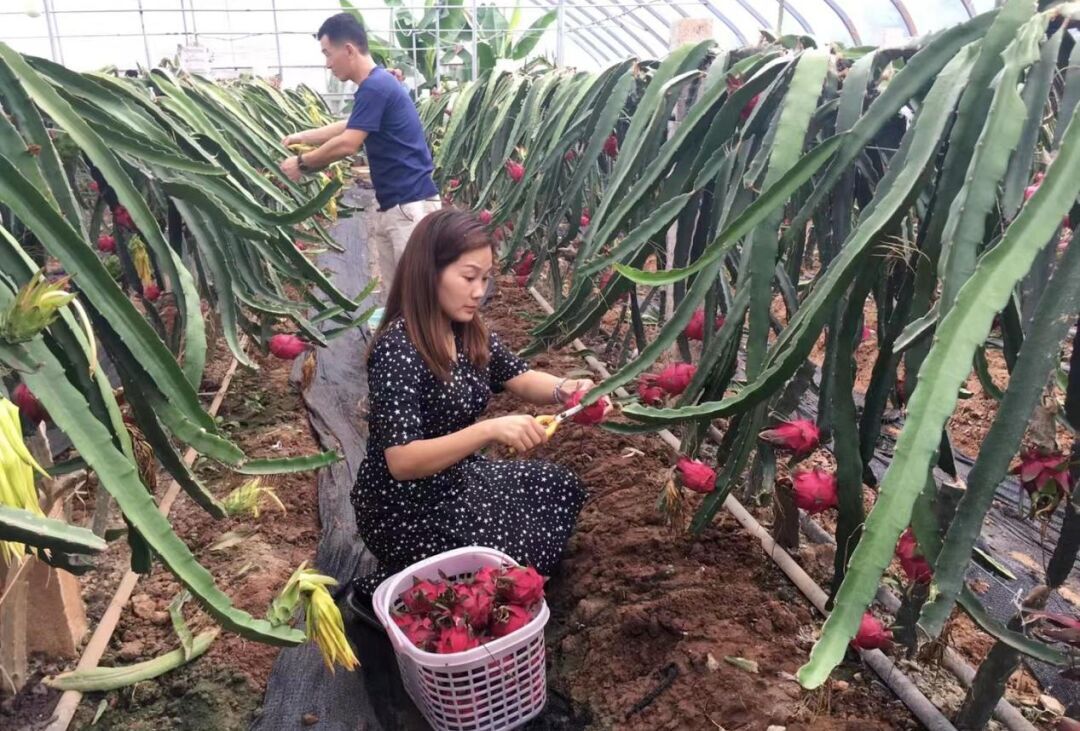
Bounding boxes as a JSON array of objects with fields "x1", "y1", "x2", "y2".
[{"x1": 369, "y1": 196, "x2": 442, "y2": 292}]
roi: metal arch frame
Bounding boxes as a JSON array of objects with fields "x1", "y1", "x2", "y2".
[
  {"x1": 888, "y1": 0, "x2": 919, "y2": 36},
  {"x1": 692, "y1": 1, "x2": 750, "y2": 46},
  {"x1": 581, "y1": 0, "x2": 669, "y2": 58},
  {"x1": 819, "y1": 0, "x2": 862, "y2": 44},
  {"x1": 528, "y1": 0, "x2": 627, "y2": 61},
  {"x1": 728, "y1": 0, "x2": 814, "y2": 36},
  {"x1": 532, "y1": 0, "x2": 641, "y2": 62},
  {"x1": 560, "y1": 0, "x2": 662, "y2": 59}
]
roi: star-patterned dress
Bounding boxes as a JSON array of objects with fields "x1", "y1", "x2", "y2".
[{"x1": 350, "y1": 318, "x2": 587, "y2": 594}]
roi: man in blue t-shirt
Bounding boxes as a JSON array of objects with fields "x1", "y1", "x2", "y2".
[{"x1": 279, "y1": 13, "x2": 440, "y2": 289}]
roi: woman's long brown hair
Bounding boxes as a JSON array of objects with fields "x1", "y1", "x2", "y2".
[{"x1": 372, "y1": 208, "x2": 495, "y2": 382}]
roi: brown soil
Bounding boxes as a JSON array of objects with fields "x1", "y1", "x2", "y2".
[
  {"x1": 483, "y1": 279, "x2": 916, "y2": 730},
  {"x1": 6, "y1": 335, "x2": 323, "y2": 730}
]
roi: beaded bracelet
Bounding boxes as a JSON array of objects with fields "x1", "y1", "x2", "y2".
[{"x1": 553, "y1": 377, "x2": 570, "y2": 404}]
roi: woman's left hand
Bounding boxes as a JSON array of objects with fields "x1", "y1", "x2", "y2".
[
  {"x1": 560, "y1": 378, "x2": 595, "y2": 398},
  {"x1": 559, "y1": 378, "x2": 614, "y2": 416}
]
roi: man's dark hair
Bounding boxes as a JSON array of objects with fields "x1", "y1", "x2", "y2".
[{"x1": 317, "y1": 13, "x2": 368, "y2": 52}]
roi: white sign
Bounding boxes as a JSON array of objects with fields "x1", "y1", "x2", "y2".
[{"x1": 179, "y1": 45, "x2": 212, "y2": 75}]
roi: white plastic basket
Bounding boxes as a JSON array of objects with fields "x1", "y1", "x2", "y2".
[{"x1": 373, "y1": 546, "x2": 550, "y2": 731}]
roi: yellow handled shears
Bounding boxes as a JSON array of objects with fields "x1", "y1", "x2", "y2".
[
  {"x1": 535, "y1": 402, "x2": 585, "y2": 438},
  {"x1": 509, "y1": 403, "x2": 585, "y2": 454}
]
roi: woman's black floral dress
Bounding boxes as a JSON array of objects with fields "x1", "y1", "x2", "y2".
[{"x1": 350, "y1": 318, "x2": 586, "y2": 594}]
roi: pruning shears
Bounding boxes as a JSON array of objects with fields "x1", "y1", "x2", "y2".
[
  {"x1": 535, "y1": 402, "x2": 585, "y2": 438},
  {"x1": 509, "y1": 403, "x2": 585, "y2": 455}
]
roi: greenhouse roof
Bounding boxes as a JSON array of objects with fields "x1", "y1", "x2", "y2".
[{"x1": 2, "y1": 1, "x2": 998, "y2": 97}]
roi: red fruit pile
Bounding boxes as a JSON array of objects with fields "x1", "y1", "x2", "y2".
[{"x1": 391, "y1": 565, "x2": 545, "y2": 654}]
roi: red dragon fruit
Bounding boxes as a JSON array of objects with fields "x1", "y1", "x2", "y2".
[
  {"x1": 478, "y1": 209, "x2": 493, "y2": 225},
  {"x1": 580, "y1": 214, "x2": 590, "y2": 228},
  {"x1": 656, "y1": 363, "x2": 696, "y2": 395},
  {"x1": 514, "y1": 251, "x2": 536, "y2": 287},
  {"x1": 759, "y1": 419, "x2": 820, "y2": 458},
  {"x1": 471, "y1": 565, "x2": 500, "y2": 595},
  {"x1": 401, "y1": 578, "x2": 446, "y2": 615},
  {"x1": 791, "y1": 469, "x2": 838, "y2": 514},
  {"x1": 564, "y1": 149, "x2": 577, "y2": 162},
  {"x1": 851, "y1": 613, "x2": 892, "y2": 650},
  {"x1": 676, "y1": 456, "x2": 716, "y2": 494},
  {"x1": 143, "y1": 282, "x2": 161, "y2": 302},
  {"x1": 1012, "y1": 449, "x2": 1071, "y2": 496},
  {"x1": 13, "y1": 382, "x2": 48, "y2": 424},
  {"x1": 637, "y1": 374, "x2": 665, "y2": 406},
  {"x1": 506, "y1": 160, "x2": 525, "y2": 183},
  {"x1": 895, "y1": 528, "x2": 933, "y2": 584},
  {"x1": 603, "y1": 134, "x2": 618, "y2": 158},
  {"x1": 97, "y1": 234, "x2": 116, "y2": 253},
  {"x1": 89, "y1": 180, "x2": 100, "y2": 193},
  {"x1": 1024, "y1": 172, "x2": 1045, "y2": 201},
  {"x1": 684, "y1": 308, "x2": 724, "y2": 341},
  {"x1": 112, "y1": 205, "x2": 134, "y2": 230},
  {"x1": 268, "y1": 333, "x2": 307, "y2": 360},
  {"x1": 491, "y1": 604, "x2": 532, "y2": 638},
  {"x1": 457, "y1": 584, "x2": 494, "y2": 632},
  {"x1": 563, "y1": 389, "x2": 609, "y2": 426},
  {"x1": 497, "y1": 566, "x2": 545, "y2": 606},
  {"x1": 436, "y1": 622, "x2": 481, "y2": 654},
  {"x1": 398, "y1": 614, "x2": 439, "y2": 651},
  {"x1": 726, "y1": 76, "x2": 760, "y2": 121}
]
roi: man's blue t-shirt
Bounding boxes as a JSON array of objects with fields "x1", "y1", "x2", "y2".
[{"x1": 346, "y1": 67, "x2": 438, "y2": 211}]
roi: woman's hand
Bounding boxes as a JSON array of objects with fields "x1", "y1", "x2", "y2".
[
  {"x1": 558, "y1": 378, "x2": 595, "y2": 400},
  {"x1": 484, "y1": 414, "x2": 550, "y2": 453},
  {"x1": 558, "y1": 378, "x2": 614, "y2": 418}
]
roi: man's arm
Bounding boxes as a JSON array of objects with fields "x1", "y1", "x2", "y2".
[
  {"x1": 279, "y1": 128, "x2": 367, "y2": 182},
  {"x1": 281, "y1": 120, "x2": 347, "y2": 147}
]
